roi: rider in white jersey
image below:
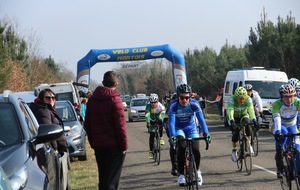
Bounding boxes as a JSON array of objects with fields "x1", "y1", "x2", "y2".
[
  {"x1": 244, "y1": 84, "x2": 263, "y2": 119},
  {"x1": 272, "y1": 84, "x2": 300, "y2": 178}
]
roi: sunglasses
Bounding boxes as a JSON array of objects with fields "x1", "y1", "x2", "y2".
[
  {"x1": 179, "y1": 96, "x2": 190, "y2": 100},
  {"x1": 150, "y1": 102, "x2": 158, "y2": 104},
  {"x1": 45, "y1": 96, "x2": 56, "y2": 100}
]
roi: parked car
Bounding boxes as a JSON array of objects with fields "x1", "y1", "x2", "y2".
[
  {"x1": 128, "y1": 97, "x2": 149, "y2": 122},
  {"x1": 0, "y1": 90, "x2": 70, "y2": 190},
  {"x1": 56, "y1": 100, "x2": 87, "y2": 161}
]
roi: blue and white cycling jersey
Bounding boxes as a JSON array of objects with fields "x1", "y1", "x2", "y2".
[{"x1": 168, "y1": 98, "x2": 209, "y2": 138}]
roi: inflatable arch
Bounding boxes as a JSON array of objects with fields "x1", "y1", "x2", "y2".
[{"x1": 77, "y1": 44, "x2": 187, "y2": 92}]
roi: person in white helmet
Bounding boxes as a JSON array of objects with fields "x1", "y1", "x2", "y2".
[
  {"x1": 244, "y1": 84, "x2": 263, "y2": 131},
  {"x1": 145, "y1": 93, "x2": 166, "y2": 159}
]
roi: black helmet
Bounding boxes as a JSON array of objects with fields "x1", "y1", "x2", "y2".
[{"x1": 176, "y1": 84, "x2": 192, "y2": 94}]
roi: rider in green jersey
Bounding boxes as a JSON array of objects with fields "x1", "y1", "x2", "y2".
[{"x1": 227, "y1": 86, "x2": 258, "y2": 162}]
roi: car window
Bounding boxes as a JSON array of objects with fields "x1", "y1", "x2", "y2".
[
  {"x1": 56, "y1": 93, "x2": 74, "y2": 104},
  {"x1": 19, "y1": 101, "x2": 38, "y2": 137},
  {"x1": 132, "y1": 99, "x2": 149, "y2": 106},
  {"x1": 56, "y1": 103, "x2": 76, "y2": 121},
  {"x1": 0, "y1": 104, "x2": 22, "y2": 147}
]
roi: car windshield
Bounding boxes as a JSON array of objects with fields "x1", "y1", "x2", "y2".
[
  {"x1": 0, "y1": 104, "x2": 22, "y2": 147},
  {"x1": 131, "y1": 99, "x2": 149, "y2": 107},
  {"x1": 56, "y1": 102, "x2": 76, "y2": 122},
  {"x1": 56, "y1": 93, "x2": 74, "y2": 105},
  {"x1": 246, "y1": 81, "x2": 286, "y2": 99}
]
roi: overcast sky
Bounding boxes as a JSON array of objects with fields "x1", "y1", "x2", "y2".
[{"x1": 0, "y1": 0, "x2": 299, "y2": 82}]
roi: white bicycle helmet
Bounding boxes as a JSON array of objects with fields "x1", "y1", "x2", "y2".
[
  {"x1": 149, "y1": 93, "x2": 159, "y2": 102},
  {"x1": 244, "y1": 84, "x2": 253, "y2": 91},
  {"x1": 287, "y1": 78, "x2": 299, "y2": 88}
]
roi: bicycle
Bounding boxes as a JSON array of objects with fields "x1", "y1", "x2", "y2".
[
  {"x1": 178, "y1": 137, "x2": 209, "y2": 190},
  {"x1": 278, "y1": 132, "x2": 300, "y2": 190},
  {"x1": 152, "y1": 123, "x2": 162, "y2": 165},
  {"x1": 236, "y1": 123, "x2": 253, "y2": 175}
]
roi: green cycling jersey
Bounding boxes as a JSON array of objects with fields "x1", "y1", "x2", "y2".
[
  {"x1": 227, "y1": 95, "x2": 256, "y2": 121},
  {"x1": 145, "y1": 102, "x2": 165, "y2": 123}
]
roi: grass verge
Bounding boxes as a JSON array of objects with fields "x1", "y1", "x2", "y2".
[{"x1": 69, "y1": 139, "x2": 98, "y2": 190}]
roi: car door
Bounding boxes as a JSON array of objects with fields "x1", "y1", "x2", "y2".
[{"x1": 20, "y1": 101, "x2": 61, "y2": 189}]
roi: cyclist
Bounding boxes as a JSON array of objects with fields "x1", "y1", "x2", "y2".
[
  {"x1": 244, "y1": 84, "x2": 263, "y2": 129},
  {"x1": 145, "y1": 93, "x2": 166, "y2": 160},
  {"x1": 272, "y1": 84, "x2": 300, "y2": 178},
  {"x1": 164, "y1": 93, "x2": 178, "y2": 176},
  {"x1": 227, "y1": 86, "x2": 258, "y2": 162},
  {"x1": 168, "y1": 84, "x2": 211, "y2": 186}
]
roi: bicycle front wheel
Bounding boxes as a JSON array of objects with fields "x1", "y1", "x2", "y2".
[
  {"x1": 236, "y1": 140, "x2": 243, "y2": 171},
  {"x1": 187, "y1": 156, "x2": 199, "y2": 190},
  {"x1": 293, "y1": 151, "x2": 300, "y2": 189},
  {"x1": 280, "y1": 154, "x2": 292, "y2": 190},
  {"x1": 251, "y1": 129, "x2": 259, "y2": 157},
  {"x1": 154, "y1": 131, "x2": 161, "y2": 165},
  {"x1": 243, "y1": 139, "x2": 252, "y2": 175}
]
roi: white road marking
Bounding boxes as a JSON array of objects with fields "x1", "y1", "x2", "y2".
[{"x1": 254, "y1": 164, "x2": 277, "y2": 175}]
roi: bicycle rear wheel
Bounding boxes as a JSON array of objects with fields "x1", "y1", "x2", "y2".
[
  {"x1": 280, "y1": 155, "x2": 292, "y2": 190},
  {"x1": 243, "y1": 139, "x2": 252, "y2": 175},
  {"x1": 251, "y1": 129, "x2": 259, "y2": 157}
]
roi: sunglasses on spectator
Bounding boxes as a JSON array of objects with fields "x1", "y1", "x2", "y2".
[
  {"x1": 179, "y1": 96, "x2": 190, "y2": 100},
  {"x1": 45, "y1": 96, "x2": 56, "y2": 100}
]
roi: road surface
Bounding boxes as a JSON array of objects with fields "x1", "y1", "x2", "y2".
[{"x1": 119, "y1": 115, "x2": 288, "y2": 190}]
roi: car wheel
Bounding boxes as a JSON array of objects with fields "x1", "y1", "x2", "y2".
[
  {"x1": 128, "y1": 116, "x2": 133, "y2": 122},
  {"x1": 78, "y1": 153, "x2": 87, "y2": 161}
]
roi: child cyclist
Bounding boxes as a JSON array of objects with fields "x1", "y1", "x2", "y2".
[{"x1": 145, "y1": 93, "x2": 166, "y2": 159}]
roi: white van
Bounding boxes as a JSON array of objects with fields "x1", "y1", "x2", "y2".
[
  {"x1": 34, "y1": 82, "x2": 82, "y2": 107},
  {"x1": 222, "y1": 67, "x2": 288, "y2": 128}
]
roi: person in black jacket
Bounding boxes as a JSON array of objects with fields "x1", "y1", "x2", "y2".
[{"x1": 30, "y1": 88, "x2": 68, "y2": 155}]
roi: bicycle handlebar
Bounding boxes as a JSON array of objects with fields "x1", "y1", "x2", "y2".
[
  {"x1": 282, "y1": 132, "x2": 300, "y2": 138},
  {"x1": 178, "y1": 137, "x2": 210, "y2": 150}
]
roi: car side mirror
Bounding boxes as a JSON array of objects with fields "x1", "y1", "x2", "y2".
[{"x1": 33, "y1": 124, "x2": 63, "y2": 144}]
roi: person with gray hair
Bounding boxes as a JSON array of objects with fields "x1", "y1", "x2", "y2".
[{"x1": 84, "y1": 71, "x2": 128, "y2": 190}]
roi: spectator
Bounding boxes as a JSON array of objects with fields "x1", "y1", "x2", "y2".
[
  {"x1": 217, "y1": 88, "x2": 224, "y2": 116},
  {"x1": 81, "y1": 98, "x2": 88, "y2": 118},
  {"x1": 84, "y1": 71, "x2": 128, "y2": 190},
  {"x1": 30, "y1": 88, "x2": 68, "y2": 155},
  {"x1": 199, "y1": 95, "x2": 206, "y2": 118}
]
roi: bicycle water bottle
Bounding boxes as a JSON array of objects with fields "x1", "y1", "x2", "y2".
[
  {"x1": 186, "y1": 155, "x2": 190, "y2": 171},
  {"x1": 288, "y1": 151, "x2": 292, "y2": 164}
]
